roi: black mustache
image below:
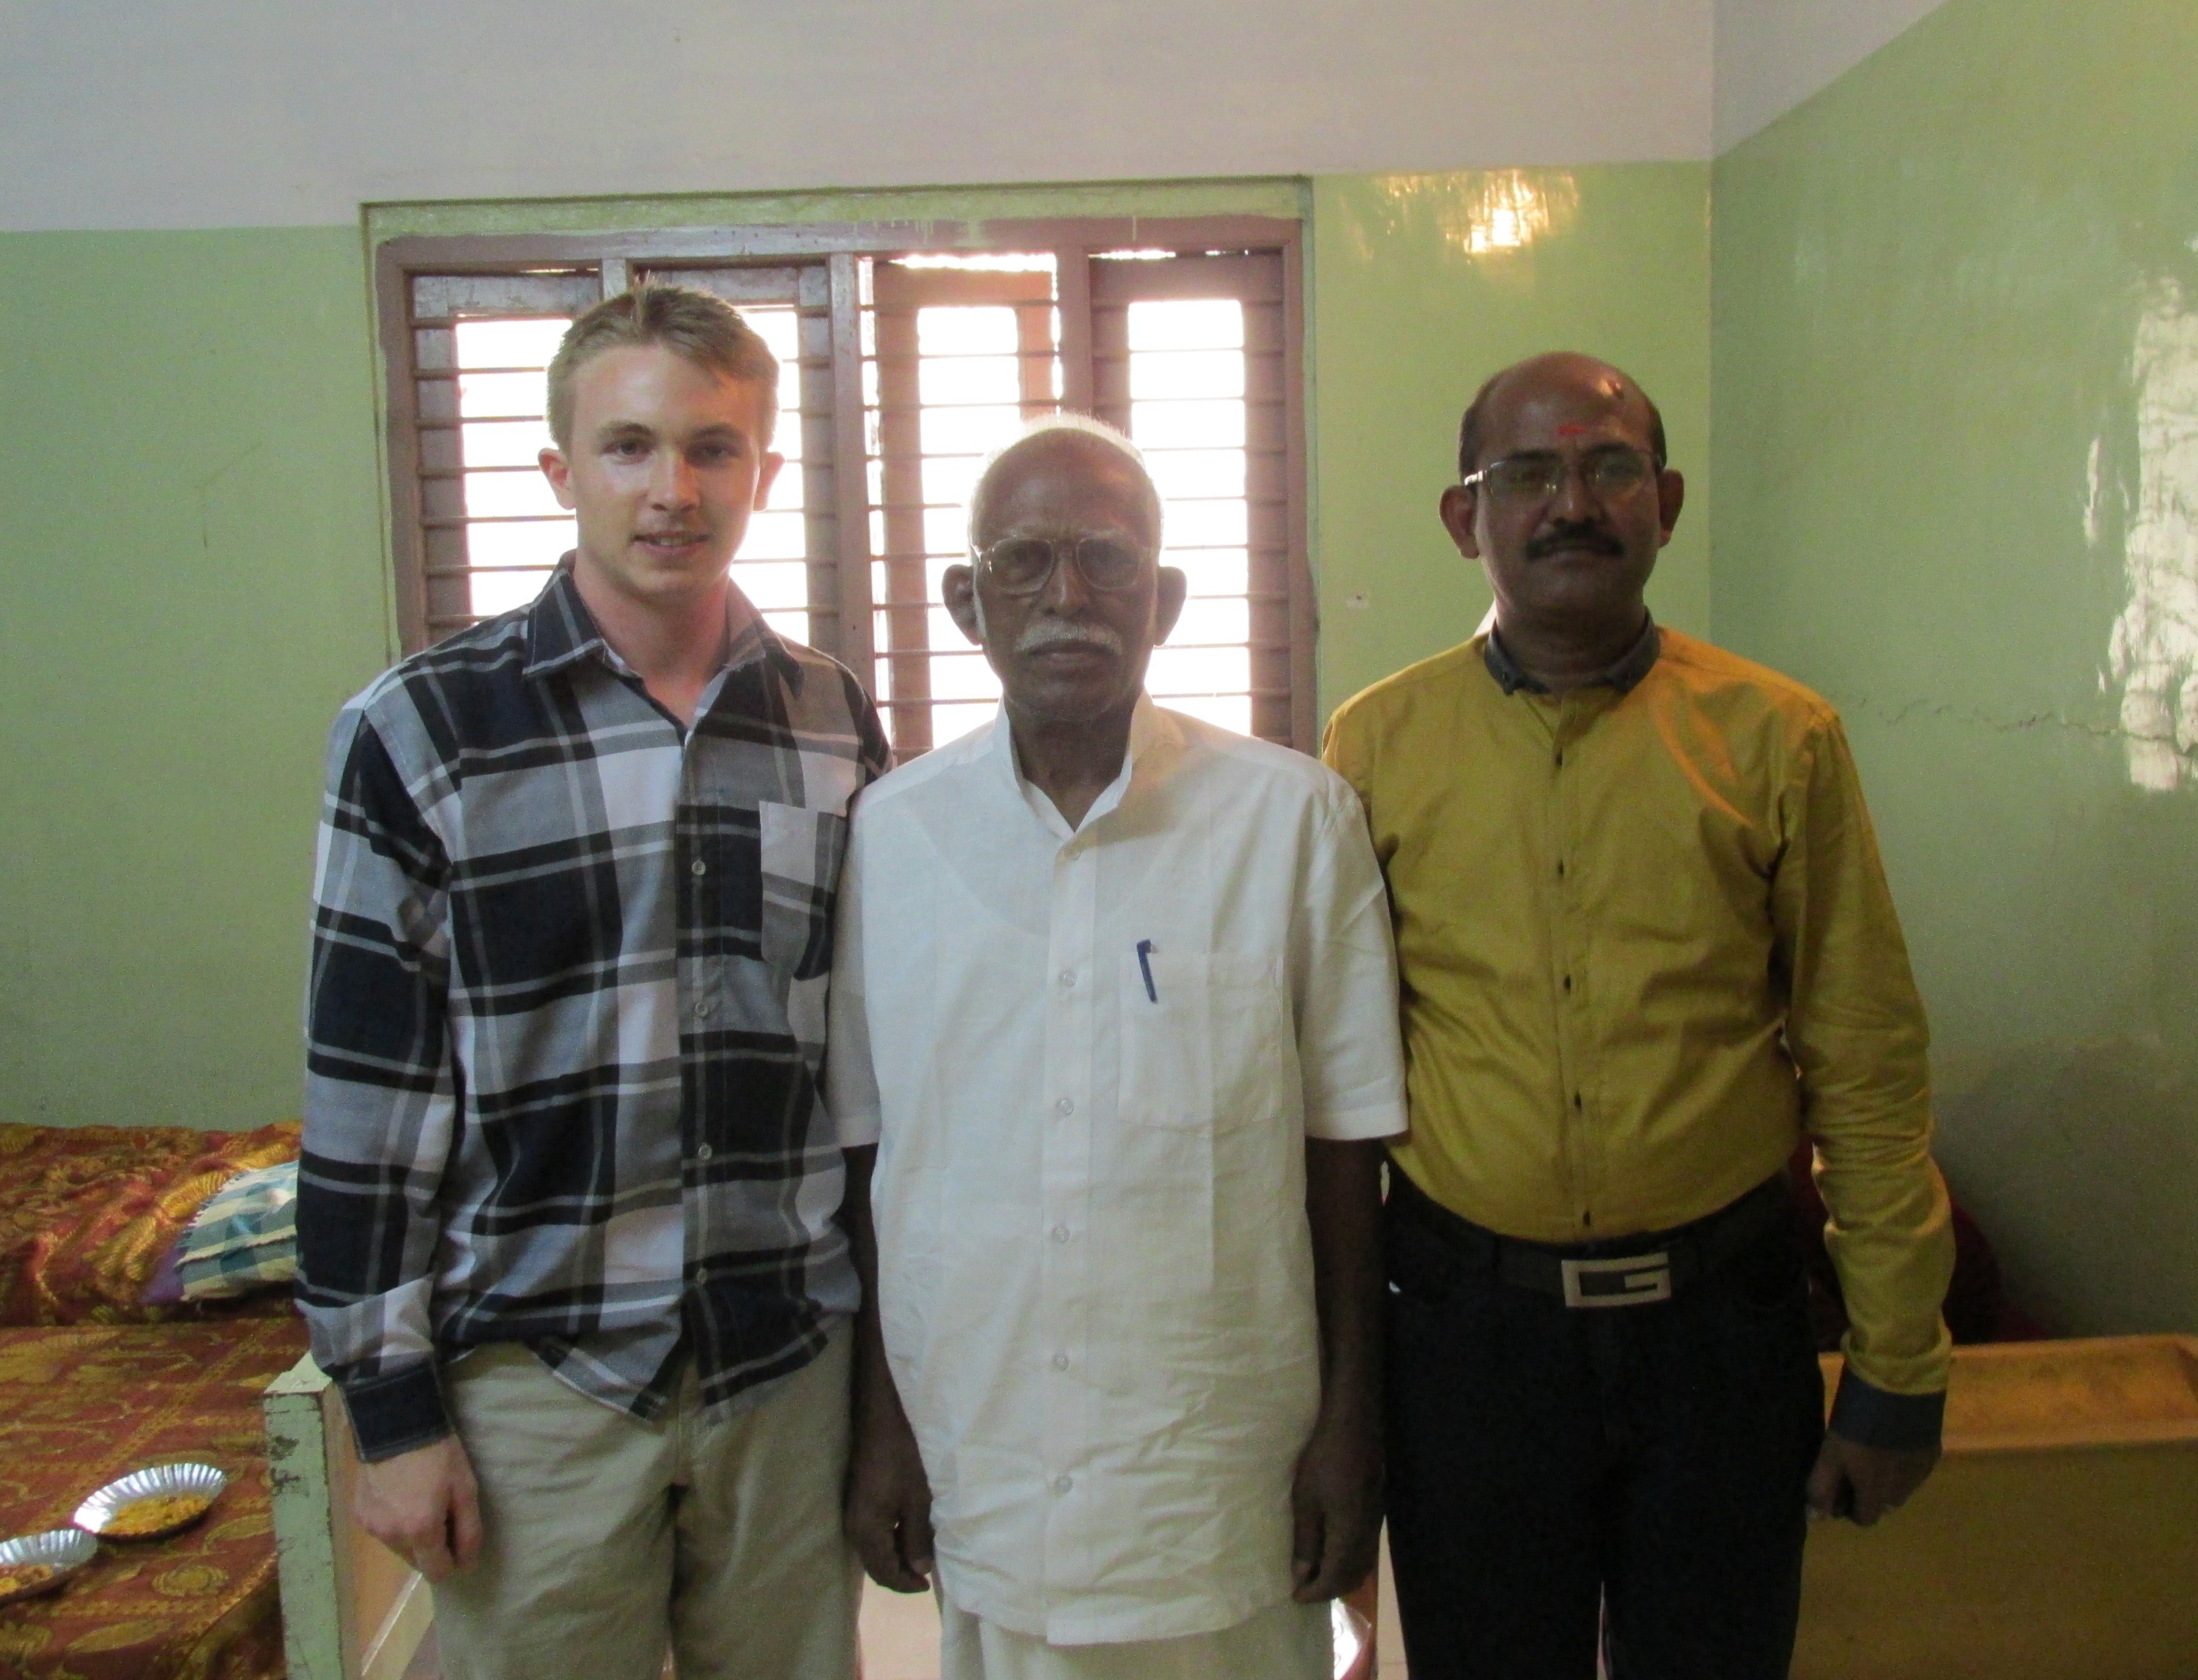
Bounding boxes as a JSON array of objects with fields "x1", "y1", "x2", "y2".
[{"x1": 1526, "y1": 523, "x2": 1624, "y2": 560}]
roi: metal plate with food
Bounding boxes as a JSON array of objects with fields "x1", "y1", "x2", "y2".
[
  {"x1": 0, "y1": 1528, "x2": 98, "y2": 1606},
  {"x1": 71, "y1": 1462, "x2": 229, "y2": 1542}
]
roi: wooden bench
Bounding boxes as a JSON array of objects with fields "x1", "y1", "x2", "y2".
[{"x1": 1796, "y1": 1334, "x2": 2198, "y2": 1679}]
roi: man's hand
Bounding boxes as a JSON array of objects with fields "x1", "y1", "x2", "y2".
[
  {"x1": 1807, "y1": 1431, "x2": 1939, "y2": 1526},
  {"x1": 838, "y1": 1143, "x2": 934, "y2": 1594},
  {"x1": 1290, "y1": 1402, "x2": 1383, "y2": 1601},
  {"x1": 354, "y1": 1435, "x2": 482, "y2": 1583},
  {"x1": 1295, "y1": 1136, "x2": 1388, "y2": 1602},
  {"x1": 845, "y1": 1394, "x2": 935, "y2": 1593}
]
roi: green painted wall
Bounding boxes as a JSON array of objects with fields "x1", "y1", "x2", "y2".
[
  {"x1": 1713, "y1": 0, "x2": 2198, "y2": 1334},
  {"x1": 1309, "y1": 165, "x2": 1713, "y2": 714},
  {"x1": 1, "y1": 174, "x2": 1714, "y2": 1132},
  {"x1": 0, "y1": 227, "x2": 391, "y2": 1128}
]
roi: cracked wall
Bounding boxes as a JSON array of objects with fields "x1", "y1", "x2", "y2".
[{"x1": 1712, "y1": 0, "x2": 2198, "y2": 1335}]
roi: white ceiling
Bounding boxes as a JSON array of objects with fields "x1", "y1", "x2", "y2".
[
  {"x1": 0, "y1": 0, "x2": 1948, "y2": 233},
  {"x1": 1714, "y1": 0, "x2": 1958, "y2": 152}
]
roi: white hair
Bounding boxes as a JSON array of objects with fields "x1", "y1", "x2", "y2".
[
  {"x1": 967, "y1": 412, "x2": 1163, "y2": 548},
  {"x1": 988, "y1": 410, "x2": 1145, "y2": 470}
]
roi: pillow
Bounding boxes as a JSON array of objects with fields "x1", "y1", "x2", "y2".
[
  {"x1": 174, "y1": 1161, "x2": 298, "y2": 1302},
  {"x1": 0, "y1": 1120, "x2": 300, "y2": 1325}
]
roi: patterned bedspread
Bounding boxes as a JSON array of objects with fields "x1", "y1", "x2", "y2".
[
  {"x1": 0, "y1": 1318, "x2": 308, "y2": 1679},
  {"x1": 0, "y1": 1122, "x2": 300, "y2": 1327}
]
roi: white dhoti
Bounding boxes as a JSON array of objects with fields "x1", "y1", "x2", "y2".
[{"x1": 936, "y1": 1583, "x2": 1332, "y2": 1680}]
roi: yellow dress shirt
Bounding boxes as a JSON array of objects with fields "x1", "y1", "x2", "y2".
[{"x1": 1324, "y1": 626, "x2": 1954, "y2": 1413}]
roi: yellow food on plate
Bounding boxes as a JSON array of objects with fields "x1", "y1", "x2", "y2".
[
  {"x1": 0, "y1": 1562, "x2": 59, "y2": 1596},
  {"x1": 103, "y1": 1493, "x2": 214, "y2": 1537}
]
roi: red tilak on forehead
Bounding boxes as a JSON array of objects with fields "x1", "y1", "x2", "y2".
[{"x1": 1555, "y1": 423, "x2": 1591, "y2": 437}]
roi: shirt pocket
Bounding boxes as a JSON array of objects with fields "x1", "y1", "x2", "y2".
[
  {"x1": 1119, "y1": 950, "x2": 1287, "y2": 1131},
  {"x1": 757, "y1": 801, "x2": 849, "y2": 983}
]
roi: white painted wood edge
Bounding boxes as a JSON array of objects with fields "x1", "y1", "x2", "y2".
[
  {"x1": 264, "y1": 1352, "x2": 345, "y2": 1680},
  {"x1": 265, "y1": 1349, "x2": 332, "y2": 1396}
]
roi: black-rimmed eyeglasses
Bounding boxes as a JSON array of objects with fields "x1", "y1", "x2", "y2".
[{"x1": 974, "y1": 534, "x2": 1153, "y2": 596}]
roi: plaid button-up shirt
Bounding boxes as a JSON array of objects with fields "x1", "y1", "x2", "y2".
[{"x1": 298, "y1": 567, "x2": 888, "y2": 1459}]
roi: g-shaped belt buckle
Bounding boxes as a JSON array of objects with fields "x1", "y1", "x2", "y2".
[{"x1": 1559, "y1": 1251, "x2": 1674, "y2": 1308}]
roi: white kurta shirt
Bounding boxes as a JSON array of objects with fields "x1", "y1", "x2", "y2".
[{"x1": 829, "y1": 697, "x2": 1407, "y2": 1646}]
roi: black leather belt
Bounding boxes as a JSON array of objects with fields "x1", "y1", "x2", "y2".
[{"x1": 1386, "y1": 1169, "x2": 1793, "y2": 1309}]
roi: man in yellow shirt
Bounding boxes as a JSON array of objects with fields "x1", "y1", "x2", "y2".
[{"x1": 1322, "y1": 353, "x2": 1955, "y2": 1680}]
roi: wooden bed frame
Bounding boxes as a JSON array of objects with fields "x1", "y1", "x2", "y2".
[{"x1": 264, "y1": 1353, "x2": 431, "y2": 1680}]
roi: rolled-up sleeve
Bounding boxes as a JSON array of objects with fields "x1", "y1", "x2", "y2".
[
  {"x1": 296, "y1": 701, "x2": 459, "y2": 1461},
  {"x1": 1775, "y1": 713, "x2": 1955, "y2": 1447}
]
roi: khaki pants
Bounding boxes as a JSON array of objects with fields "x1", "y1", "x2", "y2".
[
  {"x1": 433, "y1": 1325, "x2": 859, "y2": 1680},
  {"x1": 937, "y1": 1580, "x2": 1331, "y2": 1680}
]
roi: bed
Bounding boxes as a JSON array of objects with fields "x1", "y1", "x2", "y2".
[
  {"x1": 0, "y1": 1317, "x2": 304, "y2": 1679},
  {"x1": 0, "y1": 1119, "x2": 421, "y2": 1680}
]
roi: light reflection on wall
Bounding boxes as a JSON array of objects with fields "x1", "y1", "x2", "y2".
[
  {"x1": 2103, "y1": 283, "x2": 2198, "y2": 793},
  {"x1": 1361, "y1": 170, "x2": 1580, "y2": 260}
]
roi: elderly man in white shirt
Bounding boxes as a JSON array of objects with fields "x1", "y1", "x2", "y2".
[{"x1": 829, "y1": 416, "x2": 1407, "y2": 1680}]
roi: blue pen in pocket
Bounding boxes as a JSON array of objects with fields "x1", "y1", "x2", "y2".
[{"x1": 1135, "y1": 939, "x2": 1158, "y2": 1003}]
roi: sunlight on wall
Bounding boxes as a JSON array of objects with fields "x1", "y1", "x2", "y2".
[
  {"x1": 2103, "y1": 283, "x2": 2198, "y2": 793},
  {"x1": 1358, "y1": 169, "x2": 1581, "y2": 261}
]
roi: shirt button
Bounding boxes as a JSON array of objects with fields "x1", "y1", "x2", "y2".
[
  {"x1": 1575, "y1": 1093, "x2": 1585, "y2": 1110},
  {"x1": 1051, "y1": 1352, "x2": 1070, "y2": 1371},
  {"x1": 1051, "y1": 1474, "x2": 1073, "y2": 1495},
  {"x1": 694, "y1": 999, "x2": 711, "y2": 1017},
  {"x1": 1059, "y1": 969, "x2": 1076, "y2": 988},
  {"x1": 1051, "y1": 1224, "x2": 1071, "y2": 1243},
  {"x1": 1564, "y1": 974, "x2": 1573, "y2": 993},
  {"x1": 1056, "y1": 1098, "x2": 1074, "y2": 1117},
  {"x1": 695, "y1": 1267, "x2": 710, "y2": 1286},
  {"x1": 691, "y1": 859, "x2": 707, "y2": 877},
  {"x1": 696, "y1": 1144, "x2": 713, "y2": 1162},
  {"x1": 1555, "y1": 751, "x2": 1565, "y2": 767}
]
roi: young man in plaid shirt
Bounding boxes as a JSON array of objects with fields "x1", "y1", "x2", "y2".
[{"x1": 297, "y1": 286, "x2": 887, "y2": 1680}]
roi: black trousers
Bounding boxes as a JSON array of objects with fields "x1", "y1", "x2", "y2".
[{"x1": 1383, "y1": 1188, "x2": 1826, "y2": 1680}]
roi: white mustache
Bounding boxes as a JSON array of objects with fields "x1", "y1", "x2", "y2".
[{"x1": 1016, "y1": 618, "x2": 1125, "y2": 656}]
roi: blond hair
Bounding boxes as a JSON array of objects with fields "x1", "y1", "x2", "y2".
[{"x1": 545, "y1": 284, "x2": 780, "y2": 448}]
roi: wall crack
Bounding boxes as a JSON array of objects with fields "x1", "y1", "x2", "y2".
[{"x1": 1840, "y1": 692, "x2": 2198, "y2": 761}]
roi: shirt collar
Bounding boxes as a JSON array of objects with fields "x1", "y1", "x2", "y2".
[
  {"x1": 1481, "y1": 614, "x2": 1661, "y2": 697},
  {"x1": 522, "y1": 559, "x2": 799, "y2": 691},
  {"x1": 990, "y1": 692, "x2": 1171, "y2": 841}
]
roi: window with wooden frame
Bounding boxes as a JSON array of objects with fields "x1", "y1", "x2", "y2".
[{"x1": 377, "y1": 218, "x2": 1312, "y2": 755}]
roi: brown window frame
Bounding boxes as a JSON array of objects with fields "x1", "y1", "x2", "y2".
[{"x1": 374, "y1": 215, "x2": 1315, "y2": 752}]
